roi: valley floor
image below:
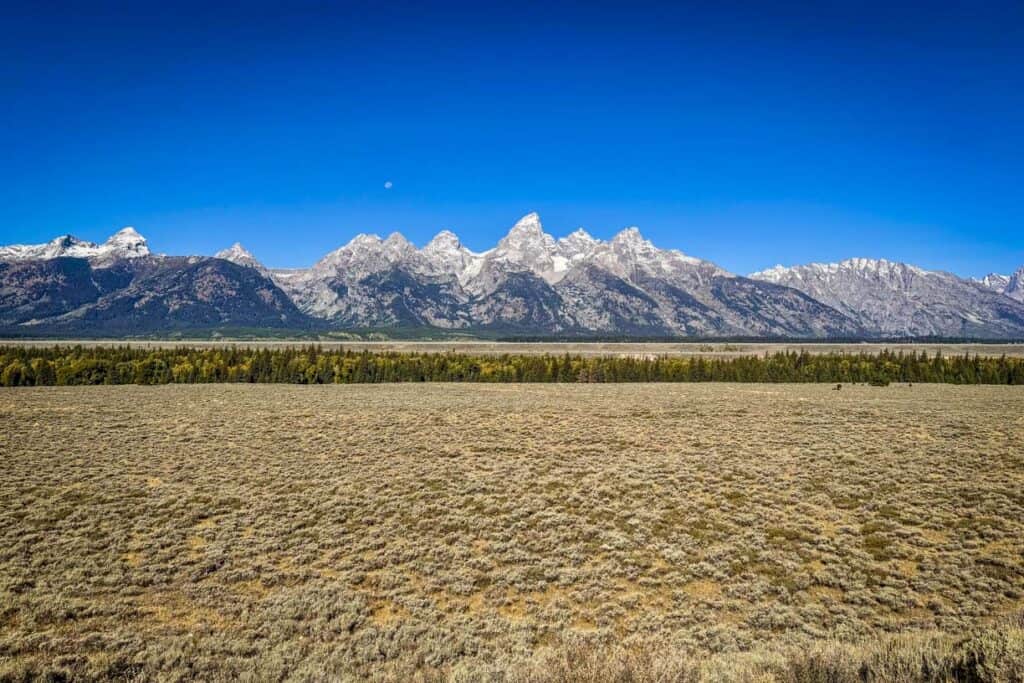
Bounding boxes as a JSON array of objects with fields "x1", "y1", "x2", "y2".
[{"x1": 1, "y1": 383, "x2": 1023, "y2": 680}]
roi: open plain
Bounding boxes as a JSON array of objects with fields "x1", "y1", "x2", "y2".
[{"x1": 2, "y1": 383, "x2": 1023, "y2": 681}]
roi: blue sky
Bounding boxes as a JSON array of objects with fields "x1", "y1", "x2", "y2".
[{"x1": 1, "y1": 1, "x2": 1021, "y2": 276}]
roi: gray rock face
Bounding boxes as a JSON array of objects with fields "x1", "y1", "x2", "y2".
[{"x1": 751, "y1": 258, "x2": 1024, "y2": 338}]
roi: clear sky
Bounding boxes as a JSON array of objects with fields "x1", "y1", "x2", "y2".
[{"x1": 2, "y1": 1, "x2": 1021, "y2": 276}]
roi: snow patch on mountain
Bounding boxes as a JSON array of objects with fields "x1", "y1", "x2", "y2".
[
  {"x1": 0, "y1": 227, "x2": 151, "y2": 264},
  {"x1": 975, "y1": 268, "x2": 1024, "y2": 302},
  {"x1": 976, "y1": 272, "x2": 1011, "y2": 292},
  {"x1": 215, "y1": 243, "x2": 271, "y2": 277}
]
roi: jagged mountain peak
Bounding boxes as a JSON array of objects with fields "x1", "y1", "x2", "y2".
[
  {"x1": 334, "y1": 230, "x2": 415, "y2": 253},
  {"x1": 976, "y1": 272, "x2": 1011, "y2": 291},
  {"x1": 418, "y1": 229, "x2": 481, "y2": 282},
  {"x1": 1004, "y1": 266, "x2": 1024, "y2": 302},
  {"x1": 838, "y1": 257, "x2": 927, "y2": 276},
  {"x1": 426, "y1": 229, "x2": 462, "y2": 250},
  {"x1": 347, "y1": 233, "x2": 383, "y2": 247},
  {"x1": 382, "y1": 232, "x2": 416, "y2": 258},
  {"x1": 52, "y1": 234, "x2": 86, "y2": 248},
  {"x1": 102, "y1": 226, "x2": 149, "y2": 256},
  {"x1": 384, "y1": 231, "x2": 411, "y2": 246},
  {"x1": 484, "y1": 213, "x2": 566, "y2": 284},
  {"x1": 753, "y1": 257, "x2": 931, "y2": 281},
  {"x1": 508, "y1": 211, "x2": 543, "y2": 235},
  {"x1": 611, "y1": 226, "x2": 647, "y2": 246},
  {"x1": 215, "y1": 242, "x2": 254, "y2": 260},
  {"x1": 110, "y1": 226, "x2": 143, "y2": 240},
  {"x1": 215, "y1": 242, "x2": 270, "y2": 276},
  {"x1": 558, "y1": 228, "x2": 598, "y2": 260},
  {"x1": 561, "y1": 227, "x2": 594, "y2": 242},
  {"x1": 600, "y1": 226, "x2": 709, "y2": 273},
  {"x1": 752, "y1": 257, "x2": 926, "y2": 279},
  {"x1": 751, "y1": 264, "x2": 790, "y2": 279},
  {"x1": 498, "y1": 212, "x2": 554, "y2": 249}
]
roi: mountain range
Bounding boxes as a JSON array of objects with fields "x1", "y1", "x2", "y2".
[{"x1": 2, "y1": 213, "x2": 1022, "y2": 338}]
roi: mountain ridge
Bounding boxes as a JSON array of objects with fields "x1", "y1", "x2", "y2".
[
  {"x1": 3, "y1": 217, "x2": 1023, "y2": 338},
  {"x1": 750, "y1": 258, "x2": 1024, "y2": 338}
]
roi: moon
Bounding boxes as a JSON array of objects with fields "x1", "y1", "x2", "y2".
[{"x1": 384, "y1": 181, "x2": 393, "y2": 190}]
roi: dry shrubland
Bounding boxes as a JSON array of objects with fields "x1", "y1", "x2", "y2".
[{"x1": 1, "y1": 383, "x2": 1022, "y2": 681}]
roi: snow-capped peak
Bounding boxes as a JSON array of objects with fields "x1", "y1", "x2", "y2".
[
  {"x1": 383, "y1": 232, "x2": 414, "y2": 252},
  {"x1": 109, "y1": 226, "x2": 143, "y2": 241},
  {"x1": 492, "y1": 212, "x2": 568, "y2": 283},
  {"x1": 347, "y1": 233, "x2": 383, "y2": 247},
  {"x1": 611, "y1": 226, "x2": 647, "y2": 246},
  {"x1": 420, "y1": 229, "x2": 480, "y2": 278},
  {"x1": 609, "y1": 227, "x2": 698, "y2": 264},
  {"x1": 0, "y1": 227, "x2": 150, "y2": 263},
  {"x1": 47, "y1": 234, "x2": 88, "y2": 252},
  {"x1": 496, "y1": 212, "x2": 555, "y2": 253},
  {"x1": 750, "y1": 264, "x2": 792, "y2": 281},
  {"x1": 101, "y1": 226, "x2": 147, "y2": 251},
  {"x1": 215, "y1": 242, "x2": 269, "y2": 275},
  {"x1": 976, "y1": 272, "x2": 1010, "y2": 292},
  {"x1": 838, "y1": 257, "x2": 925, "y2": 276},
  {"x1": 304, "y1": 230, "x2": 421, "y2": 283},
  {"x1": 97, "y1": 226, "x2": 150, "y2": 261},
  {"x1": 215, "y1": 242, "x2": 254, "y2": 261},
  {"x1": 973, "y1": 266, "x2": 1023, "y2": 301},
  {"x1": 506, "y1": 211, "x2": 544, "y2": 237},
  {"x1": 425, "y1": 229, "x2": 462, "y2": 251},
  {"x1": 558, "y1": 228, "x2": 597, "y2": 258}
]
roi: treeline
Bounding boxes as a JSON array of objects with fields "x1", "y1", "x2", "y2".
[{"x1": 1, "y1": 345, "x2": 1023, "y2": 386}]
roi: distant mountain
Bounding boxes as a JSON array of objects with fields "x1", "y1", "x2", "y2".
[
  {"x1": 975, "y1": 267, "x2": 1024, "y2": 303},
  {"x1": 750, "y1": 258, "x2": 1024, "y2": 339},
  {"x1": 268, "y1": 213, "x2": 862, "y2": 336},
  {"x1": 0, "y1": 229, "x2": 313, "y2": 336},
  {"x1": 2, "y1": 218, "x2": 1022, "y2": 338},
  {"x1": 0, "y1": 227, "x2": 150, "y2": 265}
]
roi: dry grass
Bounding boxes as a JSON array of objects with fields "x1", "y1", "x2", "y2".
[{"x1": 0, "y1": 383, "x2": 1022, "y2": 680}]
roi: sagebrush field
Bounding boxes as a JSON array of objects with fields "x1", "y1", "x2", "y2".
[{"x1": 2, "y1": 383, "x2": 1023, "y2": 681}]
